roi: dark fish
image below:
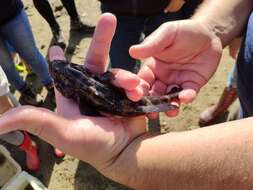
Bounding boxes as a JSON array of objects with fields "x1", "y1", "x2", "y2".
[{"x1": 50, "y1": 60, "x2": 181, "y2": 117}]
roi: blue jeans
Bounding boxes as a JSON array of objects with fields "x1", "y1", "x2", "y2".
[
  {"x1": 0, "y1": 9, "x2": 52, "y2": 90},
  {"x1": 237, "y1": 12, "x2": 253, "y2": 118},
  {"x1": 101, "y1": 5, "x2": 183, "y2": 73}
]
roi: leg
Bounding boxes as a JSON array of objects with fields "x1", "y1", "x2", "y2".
[
  {"x1": 0, "y1": 131, "x2": 24, "y2": 146},
  {"x1": 60, "y1": 0, "x2": 78, "y2": 20},
  {"x1": 62, "y1": 0, "x2": 95, "y2": 33},
  {"x1": 33, "y1": 0, "x2": 59, "y2": 29},
  {"x1": 199, "y1": 65, "x2": 238, "y2": 126},
  {"x1": 0, "y1": 45, "x2": 39, "y2": 106},
  {"x1": 109, "y1": 15, "x2": 144, "y2": 73},
  {"x1": 237, "y1": 13, "x2": 253, "y2": 117},
  {"x1": 33, "y1": 0, "x2": 65, "y2": 45},
  {"x1": 0, "y1": 131, "x2": 40, "y2": 170},
  {"x1": 0, "y1": 10, "x2": 53, "y2": 86},
  {"x1": 0, "y1": 39, "x2": 26, "y2": 91},
  {"x1": 1, "y1": 51, "x2": 42, "y2": 106}
]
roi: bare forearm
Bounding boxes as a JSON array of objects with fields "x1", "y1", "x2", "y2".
[
  {"x1": 104, "y1": 118, "x2": 253, "y2": 190},
  {"x1": 193, "y1": 0, "x2": 253, "y2": 46}
]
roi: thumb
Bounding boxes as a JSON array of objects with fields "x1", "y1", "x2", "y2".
[
  {"x1": 0, "y1": 106, "x2": 71, "y2": 150},
  {"x1": 129, "y1": 21, "x2": 178, "y2": 59}
]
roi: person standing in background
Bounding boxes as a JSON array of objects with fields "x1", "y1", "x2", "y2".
[
  {"x1": 99, "y1": 0, "x2": 202, "y2": 73},
  {"x1": 33, "y1": 0, "x2": 95, "y2": 46},
  {"x1": 0, "y1": 0, "x2": 54, "y2": 105},
  {"x1": 99, "y1": 0, "x2": 202, "y2": 129},
  {"x1": 199, "y1": 38, "x2": 242, "y2": 126}
]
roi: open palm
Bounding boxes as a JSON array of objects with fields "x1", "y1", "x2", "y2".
[
  {"x1": 130, "y1": 19, "x2": 223, "y2": 116},
  {"x1": 0, "y1": 13, "x2": 146, "y2": 171}
]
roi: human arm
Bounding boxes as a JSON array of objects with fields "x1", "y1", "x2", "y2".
[
  {"x1": 129, "y1": 0, "x2": 253, "y2": 118},
  {"x1": 193, "y1": 0, "x2": 253, "y2": 47},
  {"x1": 2, "y1": 106, "x2": 253, "y2": 190},
  {"x1": 0, "y1": 13, "x2": 147, "y2": 168},
  {"x1": 104, "y1": 118, "x2": 253, "y2": 190},
  {"x1": 1, "y1": 13, "x2": 253, "y2": 190}
]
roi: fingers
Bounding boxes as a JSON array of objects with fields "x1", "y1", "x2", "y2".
[
  {"x1": 0, "y1": 106, "x2": 71, "y2": 149},
  {"x1": 146, "y1": 80, "x2": 166, "y2": 119},
  {"x1": 179, "y1": 85, "x2": 198, "y2": 104},
  {"x1": 129, "y1": 22, "x2": 178, "y2": 59},
  {"x1": 163, "y1": 85, "x2": 180, "y2": 117},
  {"x1": 164, "y1": 87, "x2": 197, "y2": 117},
  {"x1": 110, "y1": 69, "x2": 149, "y2": 101},
  {"x1": 48, "y1": 46, "x2": 66, "y2": 61},
  {"x1": 138, "y1": 60, "x2": 156, "y2": 87},
  {"x1": 110, "y1": 69, "x2": 140, "y2": 91},
  {"x1": 149, "y1": 82, "x2": 180, "y2": 118},
  {"x1": 85, "y1": 13, "x2": 117, "y2": 74}
]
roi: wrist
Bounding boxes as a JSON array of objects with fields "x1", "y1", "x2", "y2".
[
  {"x1": 191, "y1": 0, "x2": 253, "y2": 47},
  {"x1": 99, "y1": 133, "x2": 151, "y2": 188},
  {"x1": 191, "y1": 16, "x2": 225, "y2": 47}
]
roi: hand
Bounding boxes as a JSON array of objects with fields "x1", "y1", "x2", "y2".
[
  {"x1": 0, "y1": 13, "x2": 146, "y2": 171},
  {"x1": 129, "y1": 19, "x2": 223, "y2": 118},
  {"x1": 164, "y1": 0, "x2": 185, "y2": 13}
]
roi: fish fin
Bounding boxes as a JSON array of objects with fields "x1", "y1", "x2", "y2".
[{"x1": 138, "y1": 103, "x2": 178, "y2": 113}]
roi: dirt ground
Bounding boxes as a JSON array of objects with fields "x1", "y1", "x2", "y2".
[{"x1": 1, "y1": 0, "x2": 236, "y2": 189}]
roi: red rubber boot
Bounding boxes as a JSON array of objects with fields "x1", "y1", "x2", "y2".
[{"x1": 19, "y1": 132, "x2": 40, "y2": 171}]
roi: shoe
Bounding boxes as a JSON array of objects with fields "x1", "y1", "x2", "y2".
[
  {"x1": 199, "y1": 87, "x2": 237, "y2": 127},
  {"x1": 54, "y1": 148, "x2": 65, "y2": 158},
  {"x1": 12, "y1": 54, "x2": 23, "y2": 72},
  {"x1": 70, "y1": 17, "x2": 95, "y2": 34},
  {"x1": 13, "y1": 54, "x2": 32, "y2": 74},
  {"x1": 19, "y1": 132, "x2": 40, "y2": 171},
  {"x1": 51, "y1": 26, "x2": 66, "y2": 50},
  {"x1": 19, "y1": 84, "x2": 42, "y2": 106},
  {"x1": 15, "y1": 62, "x2": 26, "y2": 73}
]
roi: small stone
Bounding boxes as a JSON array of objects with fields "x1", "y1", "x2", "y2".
[
  {"x1": 54, "y1": 5, "x2": 64, "y2": 12},
  {"x1": 40, "y1": 44, "x2": 46, "y2": 49}
]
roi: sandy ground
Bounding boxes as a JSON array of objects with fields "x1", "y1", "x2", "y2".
[{"x1": 1, "y1": 0, "x2": 236, "y2": 189}]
